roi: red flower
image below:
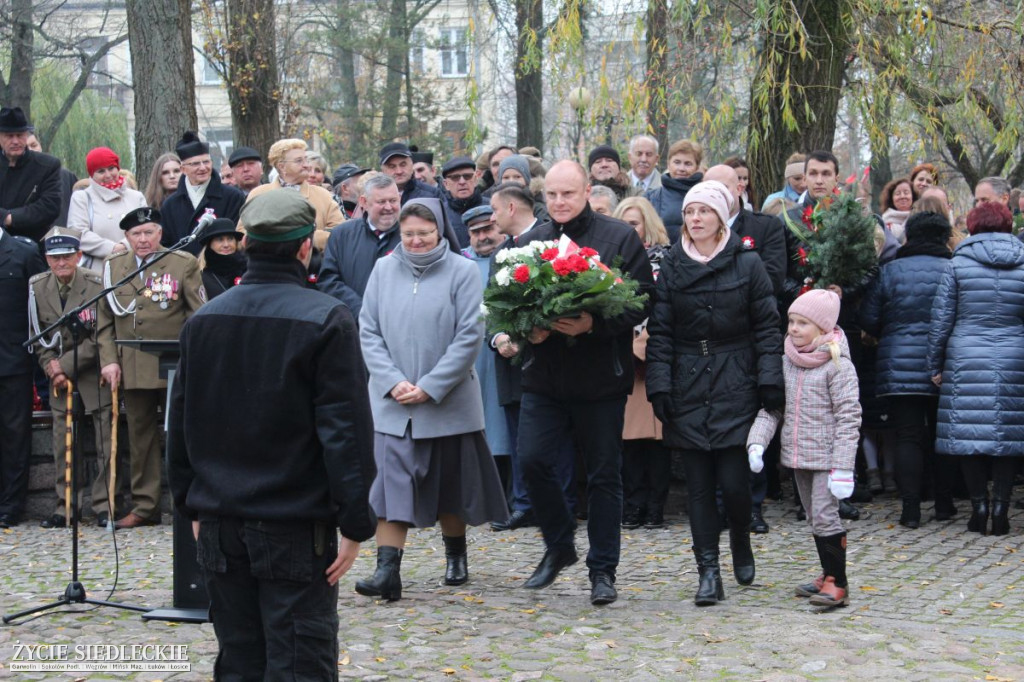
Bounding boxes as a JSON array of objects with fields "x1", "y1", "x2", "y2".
[
  {"x1": 568, "y1": 254, "x2": 589, "y2": 273},
  {"x1": 541, "y1": 247, "x2": 559, "y2": 261},
  {"x1": 797, "y1": 247, "x2": 808, "y2": 266},
  {"x1": 552, "y1": 258, "x2": 573, "y2": 276},
  {"x1": 578, "y1": 247, "x2": 598, "y2": 258},
  {"x1": 513, "y1": 264, "x2": 531, "y2": 283},
  {"x1": 801, "y1": 205, "x2": 814, "y2": 229},
  {"x1": 741, "y1": 235, "x2": 755, "y2": 250}
]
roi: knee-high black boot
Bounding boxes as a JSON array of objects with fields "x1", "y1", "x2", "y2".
[
  {"x1": 355, "y1": 546, "x2": 403, "y2": 601},
  {"x1": 809, "y1": 532, "x2": 849, "y2": 607},
  {"x1": 693, "y1": 547, "x2": 725, "y2": 606},
  {"x1": 443, "y1": 535, "x2": 468, "y2": 585}
]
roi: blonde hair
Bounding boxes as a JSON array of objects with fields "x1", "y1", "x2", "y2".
[
  {"x1": 614, "y1": 196, "x2": 670, "y2": 246},
  {"x1": 268, "y1": 138, "x2": 308, "y2": 169},
  {"x1": 667, "y1": 139, "x2": 703, "y2": 166}
]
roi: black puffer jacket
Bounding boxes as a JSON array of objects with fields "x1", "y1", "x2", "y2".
[
  {"x1": 518, "y1": 206, "x2": 654, "y2": 401},
  {"x1": 646, "y1": 234, "x2": 783, "y2": 451}
]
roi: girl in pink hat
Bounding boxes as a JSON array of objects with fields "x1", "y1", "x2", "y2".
[{"x1": 747, "y1": 288, "x2": 862, "y2": 608}]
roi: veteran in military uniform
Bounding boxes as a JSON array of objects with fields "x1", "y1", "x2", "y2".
[
  {"x1": 97, "y1": 207, "x2": 205, "y2": 529},
  {"x1": 29, "y1": 227, "x2": 117, "y2": 528}
]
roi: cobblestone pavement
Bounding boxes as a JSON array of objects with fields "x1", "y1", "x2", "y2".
[{"x1": 1, "y1": 493, "x2": 1022, "y2": 681}]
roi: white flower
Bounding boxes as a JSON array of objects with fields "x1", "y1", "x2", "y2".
[
  {"x1": 495, "y1": 267, "x2": 511, "y2": 286},
  {"x1": 479, "y1": 302, "x2": 489, "y2": 317},
  {"x1": 495, "y1": 250, "x2": 510, "y2": 264}
]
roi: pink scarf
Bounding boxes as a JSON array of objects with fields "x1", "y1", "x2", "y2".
[
  {"x1": 681, "y1": 226, "x2": 731, "y2": 264},
  {"x1": 785, "y1": 327, "x2": 842, "y2": 368}
]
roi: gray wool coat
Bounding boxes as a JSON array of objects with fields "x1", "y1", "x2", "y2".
[{"x1": 359, "y1": 245, "x2": 485, "y2": 439}]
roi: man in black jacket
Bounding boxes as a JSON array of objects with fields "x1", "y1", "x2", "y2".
[
  {"x1": 160, "y1": 131, "x2": 245, "y2": 256},
  {"x1": 0, "y1": 225, "x2": 45, "y2": 527},
  {"x1": 318, "y1": 173, "x2": 401, "y2": 318},
  {"x1": 516, "y1": 161, "x2": 654, "y2": 606},
  {"x1": 0, "y1": 107, "x2": 62, "y2": 243},
  {"x1": 168, "y1": 190, "x2": 376, "y2": 680},
  {"x1": 379, "y1": 142, "x2": 440, "y2": 205}
]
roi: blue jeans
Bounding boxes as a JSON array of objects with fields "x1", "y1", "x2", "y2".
[{"x1": 518, "y1": 392, "x2": 625, "y2": 577}]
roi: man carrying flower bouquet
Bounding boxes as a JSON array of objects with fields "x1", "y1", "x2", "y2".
[{"x1": 515, "y1": 161, "x2": 654, "y2": 606}]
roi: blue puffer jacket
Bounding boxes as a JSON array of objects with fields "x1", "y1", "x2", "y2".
[
  {"x1": 860, "y1": 248, "x2": 951, "y2": 396},
  {"x1": 926, "y1": 233, "x2": 1024, "y2": 456}
]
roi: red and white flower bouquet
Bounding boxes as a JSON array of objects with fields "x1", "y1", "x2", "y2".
[{"x1": 483, "y1": 235, "x2": 647, "y2": 349}]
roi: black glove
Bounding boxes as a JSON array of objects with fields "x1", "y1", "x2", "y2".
[
  {"x1": 759, "y1": 385, "x2": 785, "y2": 411},
  {"x1": 651, "y1": 393, "x2": 673, "y2": 424}
]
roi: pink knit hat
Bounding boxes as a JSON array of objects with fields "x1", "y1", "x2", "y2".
[
  {"x1": 682, "y1": 180, "x2": 733, "y2": 228},
  {"x1": 789, "y1": 289, "x2": 840, "y2": 333}
]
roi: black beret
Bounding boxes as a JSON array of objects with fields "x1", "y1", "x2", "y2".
[{"x1": 119, "y1": 206, "x2": 162, "y2": 231}]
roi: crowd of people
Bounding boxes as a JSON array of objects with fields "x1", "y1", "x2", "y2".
[{"x1": 3, "y1": 99, "x2": 1024, "y2": 677}]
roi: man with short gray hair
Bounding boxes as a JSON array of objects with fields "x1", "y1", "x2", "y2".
[
  {"x1": 974, "y1": 176, "x2": 1012, "y2": 210},
  {"x1": 628, "y1": 134, "x2": 661, "y2": 192},
  {"x1": 588, "y1": 185, "x2": 619, "y2": 216},
  {"x1": 318, "y1": 173, "x2": 402, "y2": 317}
]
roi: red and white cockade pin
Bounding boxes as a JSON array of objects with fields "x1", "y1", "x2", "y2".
[{"x1": 741, "y1": 235, "x2": 756, "y2": 250}]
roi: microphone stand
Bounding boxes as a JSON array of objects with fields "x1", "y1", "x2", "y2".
[{"x1": 3, "y1": 231, "x2": 202, "y2": 624}]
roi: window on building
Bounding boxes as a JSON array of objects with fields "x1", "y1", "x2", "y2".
[
  {"x1": 438, "y1": 27, "x2": 468, "y2": 77},
  {"x1": 410, "y1": 29, "x2": 426, "y2": 73},
  {"x1": 202, "y1": 55, "x2": 222, "y2": 85}
]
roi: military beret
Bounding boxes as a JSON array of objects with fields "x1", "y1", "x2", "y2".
[
  {"x1": 441, "y1": 156, "x2": 476, "y2": 178},
  {"x1": 42, "y1": 226, "x2": 82, "y2": 255},
  {"x1": 120, "y1": 206, "x2": 162, "y2": 231},
  {"x1": 462, "y1": 205, "x2": 494, "y2": 229},
  {"x1": 228, "y1": 146, "x2": 261, "y2": 167},
  {"x1": 240, "y1": 189, "x2": 316, "y2": 242}
]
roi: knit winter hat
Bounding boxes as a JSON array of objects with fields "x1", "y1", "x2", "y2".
[
  {"x1": 681, "y1": 180, "x2": 733, "y2": 228},
  {"x1": 497, "y1": 155, "x2": 532, "y2": 184},
  {"x1": 904, "y1": 211, "x2": 951, "y2": 246},
  {"x1": 86, "y1": 147, "x2": 120, "y2": 176},
  {"x1": 588, "y1": 145, "x2": 620, "y2": 170},
  {"x1": 789, "y1": 289, "x2": 841, "y2": 333}
]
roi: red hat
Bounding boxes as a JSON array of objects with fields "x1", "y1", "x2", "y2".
[{"x1": 86, "y1": 147, "x2": 120, "y2": 176}]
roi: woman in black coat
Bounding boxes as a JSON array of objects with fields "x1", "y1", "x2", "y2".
[
  {"x1": 198, "y1": 218, "x2": 245, "y2": 299},
  {"x1": 646, "y1": 181, "x2": 783, "y2": 605}
]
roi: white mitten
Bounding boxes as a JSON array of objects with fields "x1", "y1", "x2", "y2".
[
  {"x1": 828, "y1": 469, "x2": 855, "y2": 499},
  {"x1": 747, "y1": 445, "x2": 765, "y2": 474}
]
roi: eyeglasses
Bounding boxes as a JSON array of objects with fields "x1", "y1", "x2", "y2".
[
  {"x1": 683, "y1": 206, "x2": 718, "y2": 218},
  {"x1": 446, "y1": 173, "x2": 475, "y2": 183},
  {"x1": 400, "y1": 230, "x2": 438, "y2": 240},
  {"x1": 181, "y1": 159, "x2": 212, "y2": 169}
]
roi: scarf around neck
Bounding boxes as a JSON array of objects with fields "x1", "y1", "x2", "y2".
[
  {"x1": 682, "y1": 225, "x2": 731, "y2": 264},
  {"x1": 399, "y1": 240, "x2": 448, "y2": 276},
  {"x1": 97, "y1": 176, "x2": 125, "y2": 191},
  {"x1": 785, "y1": 327, "x2": 842, "y2": 369}
]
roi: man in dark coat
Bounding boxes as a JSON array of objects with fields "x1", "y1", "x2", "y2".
[
  {"x1": 0, "y1": 107, "x2": 62, "y2": 243},
  {"x1": 169, "y1": 190, "x2": 376, "y2": 680},
  {"x1": 161, "y1": 131, "x2": 245, "y2": 256},
  {"x1": 516, "y1": 161, "x2": 654, "y2": 606},
  {"x1": 0, "y1": 223, "x2": 46, "y2": 527},
  {"x1": 441, "y1": 155, "x2": 483, "y2": 248},
  {"x1": 379, "y1": 142, "x2": 440, "y2": 205},
  {"x1": 27, "y1": 132, "x2": 77, "y2": 229},
  {"x1": 318, "y1": 173, "x2": 402, "y2": 318}
]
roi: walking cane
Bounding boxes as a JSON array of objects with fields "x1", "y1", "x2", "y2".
[
  {"x1": 63, "y1": 380, "x2": 74, "y2": 525},
  {"x1": 107, "y1": 385, "x2": 118, "y2": 532}
]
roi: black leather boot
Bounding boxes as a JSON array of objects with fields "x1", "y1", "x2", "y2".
[
  {"x1": 693, "y1": 548, "x2": 725, "y2": 606},
  {"x1": 899, "y1": 497, "x2": 921, "y2": 529},
  {"x1": 990, "y1": 499, "x2": 1010, "y2": 536},
  {"x1": 355, "y1": 546, "x2": 403, "y2": 601},
  {"x1": 967, "y1": 495, "x2": 989, "y2": 534},
  {"x1": 729, "y1": 527, "x2": 755, "y2": 585},
  {"x1": 443, "y1": 535, "x2": 468, "y2": 585}
]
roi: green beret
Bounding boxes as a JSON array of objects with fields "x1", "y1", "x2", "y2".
[{"x1": 241, "y1": 190, "x2": 316, "y2": 242}]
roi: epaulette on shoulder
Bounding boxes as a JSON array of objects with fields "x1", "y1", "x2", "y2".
[
  {"x1": 12, "y1": 234, "x2": 36, "y2": 248},
  {"x1": 164, "y1": 249, "x2": 197, "y2": 262},
  {"x1": 29, "y1": 271, "x2": 51, "y2": 284},
  {"x1": 82, "y1": 270, "x2": 103, "y2": 284},
  {"x1": 106, "y1": 250, "x2": 131, "y2": 261}
]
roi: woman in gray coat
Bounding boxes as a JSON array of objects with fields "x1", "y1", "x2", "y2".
[
  {"x1": 927, "y1": 201, "x2": 1024, "y2": 536},
  {"x1": 356, "y1": 198, "x2": 507, "y2": 601}
]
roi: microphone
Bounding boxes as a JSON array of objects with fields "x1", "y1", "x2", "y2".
[{"x1": 187, "y1": 209, "x2": 217, "y2": 243}]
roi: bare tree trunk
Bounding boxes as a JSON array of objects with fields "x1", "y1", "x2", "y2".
[
  {"x1": 332, "y1": 0, "x2": 367, "y2": 160},
  {"x1": 126, "y1": 0, "x2": 198, "y2": 183},
  {"x1": 747, "y1": 0, "x2": 853, "y2": 203},
  {"x1": 514, "y1": 0, "x2": 543, "y2": 152},
  {"x1": 225, "y1": 0, "x2": 280, "y2": 156},
  {"x1": 645, "y1": 0, "x2": 668, "y2": 156},
  {"x1": 7, "y1": 0, "x2": 35, "y2": 120},
  {"x1": 379, "y1": 0, "x2": 407, "y2": 141}
]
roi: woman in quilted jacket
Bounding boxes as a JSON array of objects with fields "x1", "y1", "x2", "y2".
[
  {"x1": 747, "y1": 289, "x2": 862, "y2": 608},
  {"x1": 927, "y1": 201, "x2": 1024, "y2": 536}
]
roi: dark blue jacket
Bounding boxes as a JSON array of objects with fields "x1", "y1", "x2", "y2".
[
  {"x1": 400, "y1": 176, "x2": 441, "y2": 205},
  {"x1": 160, "y1": 171, "x2": 245, "y2": 256},
  {"x1": 860, "y1": 246, "x2": 951, "y2": 397},
  {"x1": 317, "y1": 216, "x2": 400, "y2": 318},
  {"x1": 926, "y1": 233, "x2": 1024, "y2": 456},
  {"x1": 645, "y1": 172, "x2": 702, "y2": 244},
  {"x1": 0, "y1": 230, "x2": 45, "y2": 376}
]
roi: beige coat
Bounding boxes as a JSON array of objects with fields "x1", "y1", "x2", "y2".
[
  {"x1": 622, "y1": 328, "x2": 663, "y2": 441},
  {"x1": 241, "y1": 180, "x2": 344, "y2": 251},
  {"x1": 66, "y1": 182, "x2": 147, "y2": 271},
  {"x1": 96, "y1": 249, "x2": 205, "y2": 389}
]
